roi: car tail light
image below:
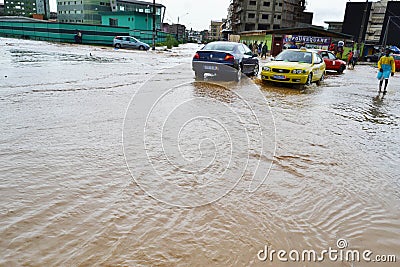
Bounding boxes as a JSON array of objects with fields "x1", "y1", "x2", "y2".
[
  {"x1": 224, "y1": 54, "x2": 235, "y2": 61},
  {"x1": 194, "y1": 53, "x2": 200, "y2": 59}
]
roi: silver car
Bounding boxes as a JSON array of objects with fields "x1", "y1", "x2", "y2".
[{"x1": 113, "y1": 36, "x2": 150, "y2": 50}]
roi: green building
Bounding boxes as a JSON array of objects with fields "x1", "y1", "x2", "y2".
[
  {"x1": 4, "y1": 0, "x2": 50, "y2": 19},
  {"x1": 57, "y1": 0, "x2": 165, "y2": 26}
]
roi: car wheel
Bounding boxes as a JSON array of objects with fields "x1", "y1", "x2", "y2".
[
  {"x1": 305, "y1": 73, "x2": 312, "y2": 86},
  {"x1": 337, "y1": 65, "x2": 345, "y2": 74},
  {"x1": 195, "y1": 71, "x2": 204, "y2": 80},
  {"x1": 234, "y1": 65, "x2": 242, "y2": 82},
  {"x1": 252, "y1": 64, "x2": 259, "y2": 77},
  {"x1": 139, "y1": 46, "x2": 145, "y2": 50},
  {"x1": 316, "y1": 73, "x2": 324, "y2": 86},
  {"x1": 115, "y1": 43, "x2": 121, "y2": 49}
]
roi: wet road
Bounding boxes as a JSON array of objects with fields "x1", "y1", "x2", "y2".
[{"x1": 0, "y1": 38, "x2": 399, "y2": 266}]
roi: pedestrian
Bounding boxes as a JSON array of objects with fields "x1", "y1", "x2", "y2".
[
  {"x1": 261, "y1": 42, "x2": 268, "y2": 59},
  {"x1": 347, "y1": 50, "x2": 354, "y2": 69},
  {"x1": 258, "y1": 42, "x2": 263, "y2": 55},
  {"x1": 336, "y1": 41, "x2": 344, "y2": 59},
  {"x1": 329, "y1": 43, "x2": 335, "y2": 52},
  {"x1": 377, "y1": 49, "x2": 395, "y2": 95},
  {"x1": 253, "y1": 41, "x2": 258, "y2": 55},
  {"x1": 248, "y1": 42, "x2": 253, "y2": 52},
  {"x1": 353, "y1": 46, "x2": 360, "y2": 67}
]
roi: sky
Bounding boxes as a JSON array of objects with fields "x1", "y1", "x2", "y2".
[{"x1": 1, "y1": 0, "x2": 379, "y2": 31}]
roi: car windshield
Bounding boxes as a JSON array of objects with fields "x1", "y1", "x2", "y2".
[
  {"x1": 393, "y1": 55, "x2": 400, "y2": 60},
  {"x1": 203, "y1": 43, "x2": 236, "y2": 52},
  {"x1": 275, "y1": 50, "x2": 312, "y2": 64}
]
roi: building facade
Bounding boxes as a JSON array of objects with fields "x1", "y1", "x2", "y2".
[
  {"x1": 0, "y1": 3, "x2": 5, "y2": 15},
  {"x1": 57, "y1": 0, "x2": 165, "y2": 25},
  {"x1": 342, "y1": 0, "x2": 400, "y2": 46},
  {"x1": 209, "y1": 20, "x2": 225, "y2": 40},
  {"x1": 162, "y1": 23, "x2": 186, "y2": 41},
  {"x1": 228, "y1": 0, "x2": 313, "y2": 34},
  {"x1": 324, "y1": 21, "x2": 343, "y2": 33},
  {"x1": 4, "y1": 0, "x2": 50, "y2": 18}
]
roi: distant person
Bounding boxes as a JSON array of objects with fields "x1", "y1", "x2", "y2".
[
  {"x1": 329, "y1": 43, "x2": 335, "y2": 52},
  {"x1": 258, "y1": 42, "x2": 263, "y2": 55},
  {"x1": 261, "y1": 43, "x2": 268, "y2": 59},
  {"x1": 377, "y1": 49, "x2": 395, "y2": 95},
  {"x1": 353, "y1": 47, "x2": 361, "y2": 66},
  {"x1": 74, "y1": 31, "x2": 82, "y2": 44},
  {"x1": 289, "y1": 42, "x2": 298, "y2": 49},
  {"x1": 248, "y1": 42, "x2": 253, "y2": 52},
  {"x1": 347, "y1": 50, "x2": 354, "y2": 69},
  {"x1": 253, "y1": 41, "x2": 258, "y2": 55},
  {"x1": 336, "y1": 41, "x2": 344, "y2": 59}
]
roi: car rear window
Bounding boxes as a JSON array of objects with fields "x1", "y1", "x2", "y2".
[
  {"x1": 203, "y1": 43, "x2": 236, "y2": 52},
  {"x1": 394, "y1": 55, "x2": 400, "y2": 60}
]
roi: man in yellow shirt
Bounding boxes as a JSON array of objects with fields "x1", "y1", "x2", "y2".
[{"x1": 377, "y1": 49, "x2": 395, "y2": 95}]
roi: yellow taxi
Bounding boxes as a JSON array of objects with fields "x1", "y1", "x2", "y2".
[{"x1": 261, "y1": 48, "x2": 326, "y2": 86}]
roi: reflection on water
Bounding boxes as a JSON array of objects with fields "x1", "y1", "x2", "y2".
[{"x1": 0, "y1": 38, "x2": 399, "y2": 266}]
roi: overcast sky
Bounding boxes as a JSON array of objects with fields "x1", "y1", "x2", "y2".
[{"x1": 1, "y1": 0, "x2": 380, "y2": 31}]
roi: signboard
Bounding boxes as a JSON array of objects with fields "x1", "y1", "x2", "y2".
[{"x1": 283, "y1": 35, "x2": 332, "y2": 50}]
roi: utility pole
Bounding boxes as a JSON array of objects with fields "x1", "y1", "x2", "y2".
[
  {"x1": 358, "y1": 0, "x2": 369, "y2": 45},
  {"x1": 357, "y1": 0, "x2": 368, "y2": 58},
  {"x1": 152, "y1": 0, "x2": 156, "y2": 50}
]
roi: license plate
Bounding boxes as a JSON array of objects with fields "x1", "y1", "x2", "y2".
[
  {"x1": 273, "y1": 75, "x2": 286, "y2": 80},
  {"x1": 204, "y1": 65, "x2": 218, "y2": 71}
]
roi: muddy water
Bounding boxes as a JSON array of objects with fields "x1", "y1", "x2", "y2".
[{"x1": 0, "y1": 38, "x2": 399, "y2": 266}]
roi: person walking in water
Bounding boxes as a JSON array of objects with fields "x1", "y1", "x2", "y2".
[{"x1": 377, "y1": 49, "x2": 395, "y2": 95}]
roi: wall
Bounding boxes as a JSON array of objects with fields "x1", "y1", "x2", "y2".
[{"x1": 0, "y1": 21, "x2": 130, "y2": 45}]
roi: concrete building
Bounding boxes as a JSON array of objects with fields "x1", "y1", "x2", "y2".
[
  {"x1": 209, "y1": 19, "x2": 225, "y2": 40},
  {"x1": 342, "y1": 0, "x2": 400, "y2": 46},
  {"x1": 4, "y1": 0, "x2": 50, "y2": 18},
  {"x1": 57, "y1": 0, "x2": 165, "y2": 25},
  {"x1": 0, "y1": 3, "x2": 5, "y2": 15},
  {"x1": 228, "y1": 0, "x2": 313, "y2": 34},
  {"x1": 324, "y1": 21, "x2": 343, "y2": 33},
  {"x1": 162, "y1": 22, "x2": 186, "y2": 41}
]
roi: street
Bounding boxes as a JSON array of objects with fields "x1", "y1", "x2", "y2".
[{"x1": 0, "y1": 38, "x2": 399, "y2": 266}]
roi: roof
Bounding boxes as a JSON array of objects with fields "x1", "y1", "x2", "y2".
[
  {"x1": 116, "y1": 0, "x2": 165, "y2": 8},
  {"x1": 261, "y1": 25, "x2": 353, "y2": 39}
]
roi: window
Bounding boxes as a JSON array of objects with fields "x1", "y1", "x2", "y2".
[
  {"x1": 328, "y1": 52, "x2": 337, "y2": 60},
  {"x1": 248, "y1": 13, "x2": 255, "y2": 19},
  {"x1": 109, "y1": 18, "x2": 118, "y2": 26},
  {"x1": 249, "y1": 0, "x2": 256, "y2": 5},
  {"x1": 278, "y1": 3, "x2": 282, "y2": 6},
  {"x1": 262, "y1": 14, "x2": 268, "y2": 20}
]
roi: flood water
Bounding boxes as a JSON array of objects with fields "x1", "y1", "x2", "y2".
[{"x1": 0, "y1": 38, "x2": 399, "y2": 266}]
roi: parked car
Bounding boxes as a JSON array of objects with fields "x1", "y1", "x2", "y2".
[
  {"x1": 192, "y1": 41, "x2": 259, "y2": 81},
  {"x1": 393, "y1": 54, "x2": 400, "y2": 71},
  {"x1": 314, "y1": 50, "x2": 347, "y2": 74},
  {"x1": 113, "y1": 36, "x2": 150, "y2": 50},
  {"x1": 261, "y1": 48, "x2": 326, "y2": 86},
  {"x1": 364, "y1": 52, "x2": 384, "y2": 62}
]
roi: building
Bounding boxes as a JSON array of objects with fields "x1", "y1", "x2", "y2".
[
  {"x1": 162, "y1": 22, "x2": 186, "y2": 41},
  {"x1": 228, "y1": 0, "x2": 313, "y2": 34},
  {"x1": 342, "y1": 0, "x2": 400, "y2": 46},
  {"x1": 57, "y1": 0, "x2": 165, "y2": 26},
  {"x1": 0, "y1": 3, "x2": 5, "y2": 16},
  {"x1": 379, "y1": 1, "x2": 400, "y2": 46},
  {"x1": 324, "y1": 21, "x2": 343, "y2": 33},
  {"x1": 209, "y1": 19, "x2": 225, "y2": 40},
  {"x1": 4, "y1": 0, "x2": 50, "y2": 19}
]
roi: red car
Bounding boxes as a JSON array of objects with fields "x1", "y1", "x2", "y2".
[
  {"x1": 315, "y1": 50, "x2": 347, "y2": 74},
  {"x1": 393, "y1": 54, "x2": 400, "y2": 71}
]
